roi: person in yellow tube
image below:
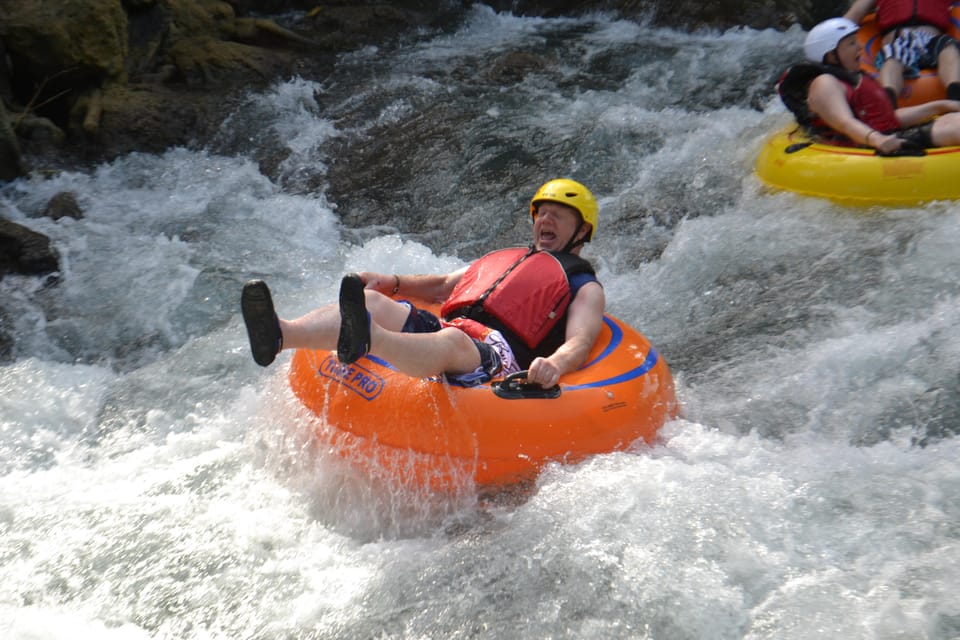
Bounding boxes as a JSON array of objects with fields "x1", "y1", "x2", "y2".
[
  {"x1": 240, "y1": 178, "x2": 605, "y2": 389},
  {"x1": 778, "y1": 17, "x2": 960, "y2": 155}
]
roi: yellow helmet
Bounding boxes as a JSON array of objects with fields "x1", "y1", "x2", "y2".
[{"x1": 529, "y1": 178, "x2": 598, "y2": 242}]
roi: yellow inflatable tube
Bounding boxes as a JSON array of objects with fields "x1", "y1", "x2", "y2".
[{"x1": 755, "y1": 125, "x2": 960, "y2": 205}]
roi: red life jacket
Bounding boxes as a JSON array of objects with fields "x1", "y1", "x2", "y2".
[
  {"x1": 809, "y1": 73, "x2": 902, "y2": 142},
  {"x1": 440, "y1": 247, "x2": 595, "y2": 364},
  {"x1": 847, "y1": 73, "x2": 902, "y2": 133},
  {"x1": 876, "y1": 0, "x2": 953, "y2": 34}
]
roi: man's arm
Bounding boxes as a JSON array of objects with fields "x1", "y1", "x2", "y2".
[
  {"x1": 526, "y1": 281, "x2": 605, "y2": 387},
  {"x1": 359, "y1": 266, "x2": 467, "y2": 303},
  {"x1": 844, "y1": 0, "x2": 877, "y2": 24}
]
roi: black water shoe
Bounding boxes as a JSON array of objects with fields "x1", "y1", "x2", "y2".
[
  {"x1": 241, "y1": 279, "x2": 282, "y2": 366},
  {"x1": 337, "y1": 273, "x2": 371, "y2": 364}
]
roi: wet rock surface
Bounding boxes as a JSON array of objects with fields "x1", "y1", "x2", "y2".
[
  {"x1": 0, "y1": 0, "x2": 846, "y2": 279},
  {"x1": 0, "y1": 0, "x2": 843, "y2": 175}
]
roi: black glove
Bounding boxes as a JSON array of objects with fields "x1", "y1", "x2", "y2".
[{"x1": 876, "y1": 137, "x2": 927, "y2": 157}]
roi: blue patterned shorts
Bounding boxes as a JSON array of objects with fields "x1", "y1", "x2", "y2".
[
  {"x1": 397, "y1": 301, "x2": 520, "y2": 386},
  {"x1": 877, "y1": 29, "x2": 957, "y2": 77}
]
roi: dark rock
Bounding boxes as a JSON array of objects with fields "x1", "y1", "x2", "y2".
[
  {"x1": 0, "y1": 218, "x2": 61, "y2": 278},
  {"x1": 484, "y1": 0, "x2": 846, "y2": 30},
  {"x1": 42, "y1": 192, "x2": 84, "y2": 221},
  {"x1": 0, "y1": 99, "x2": 26, "y2": 181},
  {"x1": 0, "y1": 0, "x2": 328, "y2": 166},
  {"x1": 485, "y1": 51, "x2": 549, "y2": 85},
  {"x1": 0, "y1": 313, "x2": 11, "y2": 362}
]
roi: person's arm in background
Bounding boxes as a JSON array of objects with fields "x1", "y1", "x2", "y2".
[{"x1": 844, "y1": 0, "x2": 877, "y2": 24}]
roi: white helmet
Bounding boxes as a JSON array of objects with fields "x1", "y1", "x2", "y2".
[{"x1": 804, "y1": 17, "x2": 860, "y2": 63}]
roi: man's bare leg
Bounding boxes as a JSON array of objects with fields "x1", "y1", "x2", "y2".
[
  {"x1": 879, "y1": 58, "x2": 905, "y2": 107},
  {"x1": 337, "y1": 273, "x2": 480, "y2": 377}
]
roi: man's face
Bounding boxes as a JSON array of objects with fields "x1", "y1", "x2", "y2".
[{"x1": 532, "y1": 202, "x2": 586, "y2": 252}]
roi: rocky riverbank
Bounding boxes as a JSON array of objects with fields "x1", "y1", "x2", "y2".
[{"x1": 0, "y1": 0, "x2": 845, "y2": 283}]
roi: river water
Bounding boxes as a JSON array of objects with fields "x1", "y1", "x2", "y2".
[{"x1": 2, "y1": 7, "x2": 959, "y2": 639}]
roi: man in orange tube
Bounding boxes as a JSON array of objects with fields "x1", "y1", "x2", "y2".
[
  {"x1": 240, "y1": 178, "x2": 604, "y2": 389},
  {"x1": 845, "y1": 0, "x2": 960, "y2": 106}
]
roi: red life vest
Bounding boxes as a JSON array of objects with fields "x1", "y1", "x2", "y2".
[
  {"x1": 440, "y1": 247, "x2": 595, "y2": 361},
  {"x1": 847, "y1": 73, "x2": 902, "y2": 133},
  {"x1": 876, "y1": 0, "x2": 953, "y2": 34}
]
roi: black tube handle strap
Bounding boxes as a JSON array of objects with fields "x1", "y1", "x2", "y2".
[{"x1": 491, "y1": 370, "x2": 562, "y2": 400}]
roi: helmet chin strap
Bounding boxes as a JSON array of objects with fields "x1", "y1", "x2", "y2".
[{"x1": 559, "y1": 225, "x2": 587, "y2": 253}]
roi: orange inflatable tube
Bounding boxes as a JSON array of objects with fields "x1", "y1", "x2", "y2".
[
  {"x1": 288, "y1": 309, "x2": 678, "y2": 491},
  {"x1": 857, "y1": 6, "x2": 960, "y2": 106}
]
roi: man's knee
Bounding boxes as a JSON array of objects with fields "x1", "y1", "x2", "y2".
[
  {"x1": 439, "y1": 326, "x2": 476, "y2": 349},
  {"x1": 940, "y1": 46, "x2": 960, "y2": 68},
  {"x1": 439, "y1": 327, "x2": 483, "y2": 371},
  {"x1": 365, "y1": 291, "x2": 413, "y2": 331}
]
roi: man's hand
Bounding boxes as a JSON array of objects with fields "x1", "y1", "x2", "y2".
[{"x1": 526, "y1": 356, "x2": 562, "y2": 388}]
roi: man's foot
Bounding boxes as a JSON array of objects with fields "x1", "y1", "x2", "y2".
[
  {"x1": 337, "y1": 273, "x2": 371, "y2": 364},
  {"x1": 241, "y1": 279, "x2": 282, "y2": 366}
]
